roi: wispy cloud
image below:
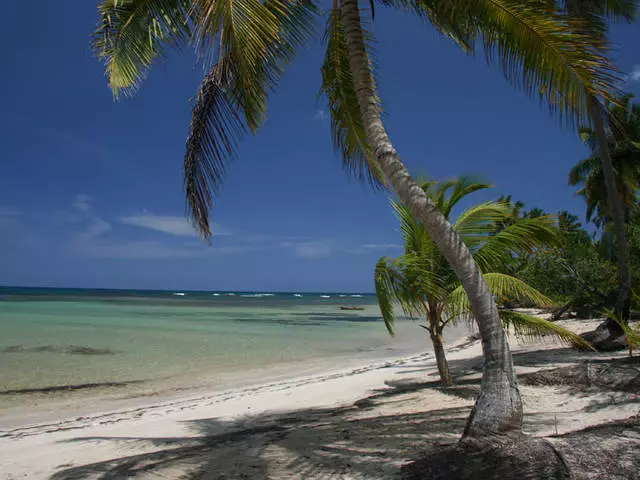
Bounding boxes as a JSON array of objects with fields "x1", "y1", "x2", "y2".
[
  {"x1": 0, "y1": 206, "x2": 21, "y2": 217},
  {"x1": 281, "y1": 239, "x2": 334, "y2": 259},
  {"x1": 314, "y1": 109, "x2": 328, "y2": 121},
  {"x1": 630, "y1": 65, "x2": 640, "y2": 83},
  {"x1": 119, "y1": 214, "x2": 230, "y2": 237},
  {"x1": 76, "y1": 240, "x2": 208, "y2": 259},
  {"x1": 72, "y1": 194, "x2": 92, "y2": 213},
  {"x1": 67, "y1": 194, "x2": 112, "y2": 239},
  {"x1": 0, "y1": 206, "x2": 21, "y2": 226},
  {"x1": 76, "y1": 240, "x2": 266, "y2": 259},
  {"x1": 360, "y1": 244, "x2": 402, "y2": 250}
]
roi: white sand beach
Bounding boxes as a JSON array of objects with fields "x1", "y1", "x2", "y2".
[{"x1": 1, "y1": 317, "x2": 638, "y2": 479}]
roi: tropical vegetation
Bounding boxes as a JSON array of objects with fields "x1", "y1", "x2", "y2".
[
  {"x1": 374, "y1": 177, "x2": 588, "y2": 386},
  {"x1": 93, "y1": 0, "x2": 627, "y2": 442}
]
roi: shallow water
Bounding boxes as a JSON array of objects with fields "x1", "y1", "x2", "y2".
[{"x1": 0, "y1": 287, "x2": 456, "y2": 411}]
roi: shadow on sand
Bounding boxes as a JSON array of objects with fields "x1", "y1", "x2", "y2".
[{"x1": 49, "y1": 351, "x2": 640, "y2": 480}]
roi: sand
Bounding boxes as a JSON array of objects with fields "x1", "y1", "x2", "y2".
[{"x1": 1, "y1": 317, "x2": 638, "y2": 479}]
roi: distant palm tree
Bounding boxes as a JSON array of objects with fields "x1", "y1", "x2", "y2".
[
  {"x1": 570, "y1": 95, "x2": 640, "y2": 226},
  {"x1": 374, "y1": 177, "x2": 586, "y2": 386},
  {"x1": 569, "y1": 95, "x2": 640, "y2": 334},
  {"x1": 94, "y1": 0, "x2": 621, "y2": 437}
]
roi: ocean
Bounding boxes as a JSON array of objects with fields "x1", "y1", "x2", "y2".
[{"x1": 0, "y1": 287, "x2": 460, "y2": 416}]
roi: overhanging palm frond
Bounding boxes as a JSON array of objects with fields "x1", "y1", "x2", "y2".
[
  {"x1": 499, "y1": 310, "x2": 593, "y2": 348},
  {"x1": 93, "y1": 0, "x2": 193, "y2": 98},
  {"x1": 422, "y1": 0, "x2": 622, "y2": 128},
  {"x1": 185, "y1": 0, "x2": 317, "y2": 238},
  {"x1": 320, "y1": 8, "x2": 384, "y2": 187},
  {"x1": 183, "y1": 66, "x2": 246, "y2": 239},
  {"x1": 473, "y1": 215, "x2": 559, "y2": 272},
  {"x1": 378, "y1": 0, "x2": 475, "y2": 52},
  {"x1": 374, "y1": 257, "x2": 424, "y2": 335}
]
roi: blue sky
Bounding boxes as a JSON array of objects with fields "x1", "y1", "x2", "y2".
[{"x1": 0, "y1": 3, "x2": 639, "y2": 292}]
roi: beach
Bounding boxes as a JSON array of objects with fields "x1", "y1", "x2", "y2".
[{"x1": 1, "y1": 316, "x2": 638, "y2": 479}]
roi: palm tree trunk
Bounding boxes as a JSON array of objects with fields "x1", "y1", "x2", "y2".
[
  {"x1": 340, "y1": 0, "x2": 522, "y2": 437},
  {"x1": 591, "y1": 101, "x2": 631, "y2": 330},
  {"x1": 430, "y1": 330, "x2": 453, "y2": 387}
]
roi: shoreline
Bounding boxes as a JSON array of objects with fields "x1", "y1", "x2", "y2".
[
  {"x1": 1, "y1": 348, "x2": 435, "y2": 436},
  {"x1": 1, "y1": 317, "x2": 638, "y2": 479}
]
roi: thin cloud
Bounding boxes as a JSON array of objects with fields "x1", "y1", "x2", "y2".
[
  {"x1": 76, "y1": 240, "x2": 263, "y2": 259},
  {"x1": 120, "y1": 214, "x2": 231, "y2": 237},
  {"x1": 0, "y1": 206, "x2": 21, "y2": 217},
  {"x1": 66, "y1": 194, "x2": 112, "y2": 239},
  {"x1": 360, "y1": 244, "x2": 402, "y2": 250},
  {"x1": 630, "y1": 64, "x2": 640, "y2": 82},
  {"x1": 282, "y1": 239, "x2": 334, "y2": 259},
  {"x1": 314, "y1": 109, "x2": 328, "y2": 121},
  {"x1": 0, "y1": 206, "x2": 21, "y2": 226},
  {"x1": 72, "y1": 194, "x2": 92, "y2": 213}
]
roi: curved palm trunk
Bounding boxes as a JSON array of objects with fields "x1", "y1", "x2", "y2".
[
  {"x1": 591, "y1": 102, "x2": 631, "y2": 329},
  {"x1": 340, "y1": 0, "x2": 522, "y2": 437}
]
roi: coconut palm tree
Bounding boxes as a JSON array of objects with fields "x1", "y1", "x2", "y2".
[
  {"x1": 570, "y1": 95, "x2": 640, "y2": 226},
  {"x1": 560, "y1": 1, "x2": 637, "y2": 332},
  {"x1": 375, "y1": 177, "x2": 587, "y2": 386},
  {"x1": 94, "y1": 0, "x2": 620, "y2": 437}
]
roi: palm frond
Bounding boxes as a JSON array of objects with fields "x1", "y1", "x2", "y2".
[
  {"x1": 484, "y1": 272, "x2": 554, "y2": 306},
  {"x1": 444, "y1": 272, "x2": 553, "y2": 321},
  {"x1": 499, "y1": 310, "x2": 593, "y2": 348},
  {"x1": 185, "y1": 0, "x2": 317, "y2": 237},
  {"x1": 454, "y1": 200, "x2": 511, "y2": 250},
  {"x1": 473, "y1": 215, "x2": 559, "y2": 272},
  {"x1": 378, "y1": 0, "x2": 475, "y2": 52},
  {"x1": 399, "y1": 252, "x2": 452, "y2": 302},
  {"x1": 423, "y1": 0, "x2": 622, "y2": 128},
  {"x1": 320, "y1": 8, "x2": 384, "y2": 187},
  {"x1": 441, "y1": 175, "x2": 493, "y2": 217},
  {"x1": 93, "y1": 0, "x2": 193, "y2": 98},
  {"x1": 183, "y1": 66, "x2": 246, "y2": 239},
  {"x1": 374, "y1": 257, "x2": 424, "y2": 335}
]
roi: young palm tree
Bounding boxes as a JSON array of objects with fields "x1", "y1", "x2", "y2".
[
  {"x1": 94, "y1": 0, "x2": 621, "y2": 437},
  {"x1": 375, "y1": 177, "x2": 587, "y2": 386}
]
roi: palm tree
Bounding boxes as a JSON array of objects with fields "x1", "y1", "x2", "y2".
[
  {"x1": 570, "y1": 95, "x2": 640, "y2": 226},
  {"x1": 569, "y1": 95, "x2": 640, "y2": 338},
  {"x1": 94, "y1": 0, "x2": 620, "y2": 438},
  {"x1": 375, "y1": 177, "x2": 587, "y2": 386},
  {"x1": 560, "y1": 1, "x2": 637, "y2": 331}
]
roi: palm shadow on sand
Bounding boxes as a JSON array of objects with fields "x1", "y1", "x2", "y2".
[{"x1": 50, "y1": 352, "x2": 640, "y2": 480}]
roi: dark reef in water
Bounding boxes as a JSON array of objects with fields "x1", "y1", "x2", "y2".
[
  {"x1": 1, "y1": 345, "x2": 116, "y2": 355},
  {"x1": 0, "y1": 379, "x2": 144, "y2": 395}
]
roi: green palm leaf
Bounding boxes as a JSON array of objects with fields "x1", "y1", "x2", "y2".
[
  {"x1": 320, "y1": 8, "x2": 384, "y2": 187},
  {"x1": 374, "y1": 257, "x2": 424, "y2": 335},
  {"x1": 379, "y1": 0, "x2": 475, "y2": 52},
  {"x1": 444, "y1": 272, "x2": 553, "y2": 320},
  {"x1": 421, "y1": 0, "x2": 622, "y2": 127},
  {"x1": 454, "y1": 201, "x2": 511, "y2": 251},
  {"x1": 473, "y1": 215, "x2": 559, "y2": 272},
  {"x1": 499, "y1": 310, "x2": 593, "y2": 348},
  {"x1": 184, "y1": 0, "x2": 317, "y2": 237},
  {"x1": 93, "y1": 0, "x2": 194, "y2": 98}
]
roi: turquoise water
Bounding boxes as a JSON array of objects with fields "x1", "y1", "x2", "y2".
[{"x1": 0, "y1": 287, "x2": 432, "y2": 409}]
